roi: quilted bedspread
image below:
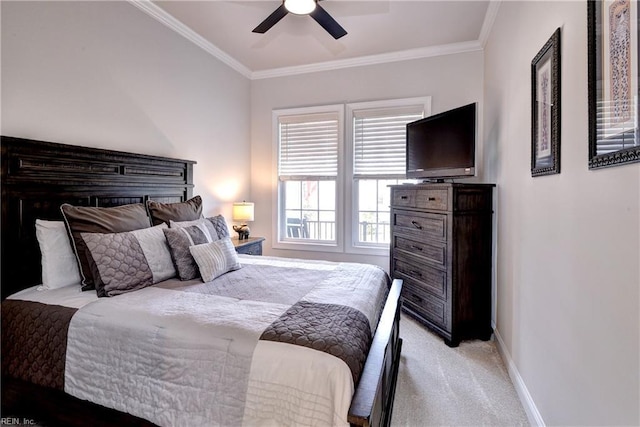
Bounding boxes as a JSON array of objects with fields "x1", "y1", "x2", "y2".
[
  {"x1": 1, "y1": 300, "x2": 76, "y2": 390},
  {"x1": 5, "y1": 256, "x2": 389, "y2": 426}
]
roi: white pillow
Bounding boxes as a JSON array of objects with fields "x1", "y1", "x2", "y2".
[
  {"x1": 189, "y1": 238, "x2": 241, "y2": 282},
  {"x1": 35, "y1": 219, "x2": 82, "y2": 289},
  {"x1": 129, "y1": 224, "x2": 176, "y2": 283}
]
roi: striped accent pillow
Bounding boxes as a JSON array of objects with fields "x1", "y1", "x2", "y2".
[
  {"x1": 189, "y1": 238, "x2": 241, "y2": 282},
  {"x1": 163, "y1": 223, "x2": 217, "y2": 280}
]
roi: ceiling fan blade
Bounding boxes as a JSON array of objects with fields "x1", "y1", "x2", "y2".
[
  {"x1": 309, "y1": 4, "x2": 347, "y2": 39},
  {"x1": 253, "y1": 4, "x2": 289, "y2": 34}
]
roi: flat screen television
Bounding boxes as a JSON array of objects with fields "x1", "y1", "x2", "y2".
[{"x1": 406, "y1": 102, "x2": 476, "y2": 181}]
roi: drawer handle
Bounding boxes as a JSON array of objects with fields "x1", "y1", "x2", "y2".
[
  {"x1": 428, "y1": 197, "x2": 436, "y2": 201},
  {"x1": 411, "y1": 245, "x2": 423, "y2": 251},
  {"x1": 410, "y1": 270, "x2": 423, "y2": 278},
  {"x1": 400, "y1": 195, "x2": 408, "y2": 200},
  {"x1": 410, "y1": 294, "x2": 423, "y2": 303},
  {"x1": 411, "y1": 220, "x2": 423, "y2": 230}
]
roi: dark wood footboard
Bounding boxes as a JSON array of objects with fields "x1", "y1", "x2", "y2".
[
  {"x1": 349, "y1": 279, "x2": 403, "y2": 427},
  {"x1": 2, "y1": 377, "x2": 156, "y2": 427}
]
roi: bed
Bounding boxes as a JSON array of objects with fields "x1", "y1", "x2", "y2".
[{"x1": 0, "y1": 136, "x2": 403, "y2": 427}]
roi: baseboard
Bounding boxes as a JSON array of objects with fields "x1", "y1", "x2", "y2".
[{"x1": 493, "y1": 328, "x2": 546, "y2": 426}]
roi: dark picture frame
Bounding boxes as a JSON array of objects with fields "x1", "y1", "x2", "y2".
[
  {"x1": 531, "y1": 28, "x2": 561, "y2": 177},
  {"x1": 588, "y1": 0, "x2": 640, "y2": 169}
]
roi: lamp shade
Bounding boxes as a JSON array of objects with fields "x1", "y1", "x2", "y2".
[
  {"x1": 284, "y1": 0, "x2": 316, "y2": 15},
  {"x1": 232, "y1": 202, "x2": 254, "y2": 222}
]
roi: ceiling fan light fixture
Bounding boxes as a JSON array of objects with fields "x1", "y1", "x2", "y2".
[{"x1": 284, "y1": 0, "x2": 316, "y2": 15}]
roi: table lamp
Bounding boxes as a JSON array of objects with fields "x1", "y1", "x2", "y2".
[{"x1": 232, "y1": 201, "x2": 254, "y2": 240}]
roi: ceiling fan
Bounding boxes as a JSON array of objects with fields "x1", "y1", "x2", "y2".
[{"x1": 252, "y1": 0, "x2": 347, "y2": 40}]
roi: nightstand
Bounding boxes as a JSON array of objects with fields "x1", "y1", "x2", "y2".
[{"x1": 232, "y1": 236, "x2": 265, "y2": 255}]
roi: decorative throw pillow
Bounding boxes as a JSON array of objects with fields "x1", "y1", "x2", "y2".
[
  {"x1": 171, "y1": 215, "x2": 230, "y2": 239},
  {"x1": 169, "y1": 217, "x2": 219, "y2": 242},
  {"x1": 163, "y1": 223, "x2": 219, "y2": 280},
  {"x1": 61, "y1": 203, "x2": 152, "y2": 291},
  {"x1": 147, "y1": 195, "x2": 202, "y2": 226},
  {"x1": 35, "y1": 219, "x2": 82, "y2": 289},
  {"x1": 189, "y1": 238, "x2": 241, "y2": 282},
  {"x1": 207, "y1": 214, "x2": 231, "y2": 239},
  {"x1": 81, "y1": 224, "x2": 175, "y2": 297}
]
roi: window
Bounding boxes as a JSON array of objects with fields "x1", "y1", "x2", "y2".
[
  {"x1": 275, "y1": 106, "x2": 343, "y2": 250},
  {"x1": 355, "y1": 178, "x2": 399, "y2": 244},
  {"x1": 273, "y1": 97, "x2": 431, "y2": 254},
  {"x1": 347, "y1": 98, "x2": 431, "y2": 251},
  {"x1": 283, "y1": 180, "x2": 336, "y2": 241}
]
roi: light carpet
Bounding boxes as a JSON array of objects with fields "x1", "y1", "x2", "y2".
[{"x1": 391, "y1": 314, "x2": 529, "y2": 426}]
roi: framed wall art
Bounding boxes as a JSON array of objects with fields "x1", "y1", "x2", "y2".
[
  {"x1": 588, "y1": 0, "x2": 640, "y2": 169},
  {"x1": 531, "y1": 28, "x2": 561, "y2": 177}
]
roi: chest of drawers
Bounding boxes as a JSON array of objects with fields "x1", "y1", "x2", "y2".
[{"x1": 390, "y1": 183, "x2": 494, "y2": 347}]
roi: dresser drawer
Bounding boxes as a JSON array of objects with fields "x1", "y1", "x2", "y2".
[
  {"x1": 392, "y1": 210, "x2": 447, "y2": 241},
  {"x1": 392, "y1": 188, "x2": 448, "y2": 211},
  {"x1": 392, "y1": 189, "x2": 417, "y2": 208},
  {"x1": 394, "y1": 257, "x2": 446, "y2": 298},
  {"x1": 394, "y1": 235, "x2": 446, "y2": 268},
  {"x1": 402, "y1": 282, "x2": 446, "y2": 328}
]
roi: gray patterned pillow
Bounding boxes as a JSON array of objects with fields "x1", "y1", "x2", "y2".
[
  {"x1": 163, "y1": 223, "x2": 218, "y2": 280},
  {"x1": 169, "y1": 218, "x2": 219, "y2": 241},
  {"x1": 81, "y1": 224, "x2": 175, "y2": 297},
  {"x1": 189, "y1": 238, "x2": 240, "y2": 282},
  {"x1": 171, "y1": 215, "x2": 229, "y2": 239},
  {"x1": 61, "y1": 202, "x2": 151, "y2": 291},
  {"x1": 207, "y1": 215, "x2": 230, "y2": 239}
]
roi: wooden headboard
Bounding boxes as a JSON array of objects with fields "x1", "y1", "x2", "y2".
[{"x1": 1, "y1": 136, "x2": 196, "y2": 299}]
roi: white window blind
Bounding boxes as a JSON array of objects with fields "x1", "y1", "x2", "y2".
[
  {"x1": 279, "y1": 113, "x2": 339, "y2": 179},
  {"x1": 353, "y1": 107, "x2": 424, "y2": 179}
]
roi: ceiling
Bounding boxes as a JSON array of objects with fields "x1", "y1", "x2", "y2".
[{"x1": 137, "y1": 1, "x2": 495, "y2": 79}]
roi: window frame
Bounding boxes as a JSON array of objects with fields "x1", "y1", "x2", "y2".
[
  {"x1": 345, "y1": 97, "x2": 432, "y2": 256},
  {"x1": 271, "y1": 97, "x2": 433, "y2": 256},
  {"x1": 272, "y1": 104, "x2": 345, "y2": 253}
]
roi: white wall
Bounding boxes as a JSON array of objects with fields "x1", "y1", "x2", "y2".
[
  {"x1": 250, "y1": 51, "x2": 484, "y2": 268},
  {"x1": 484, "y1": 2, "x2": 639, "y2": 425},
  {"x1": 1, "y1": 1, "x2": 252, "y2": 219}
]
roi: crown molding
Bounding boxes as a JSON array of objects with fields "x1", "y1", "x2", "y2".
[
  {"x1": 129, "y1": 0, "x2": 490, "y2": 81},
  {"x1": 128, "y1": 0, "x2": 253, "y2": 79},
  {"x1": 251, "y1": 40, "x2": 483, "y2": 80},
  {"x1": 479, "y1": 1, "x2": 502, "y2": 48}
]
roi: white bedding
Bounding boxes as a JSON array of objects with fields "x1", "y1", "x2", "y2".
[
  {"x1": 9, "y1": 282, "x2": 97, "y2": 308},
  {"x1": 9, "y1": 255, "x2": 388, "y2": 426},
  {"x1": 66, "y1": 286, "x2": 285, "y2": 426}
]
